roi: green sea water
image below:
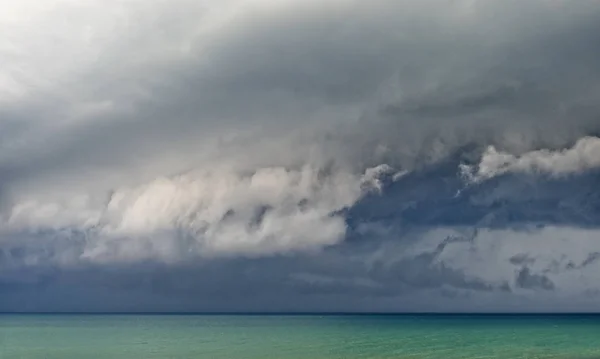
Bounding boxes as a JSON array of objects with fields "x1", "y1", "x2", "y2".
[{"x1": 1, "y1": 314, "x2": 600, "y2": 359}]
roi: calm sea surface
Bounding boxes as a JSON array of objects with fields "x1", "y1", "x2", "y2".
[{"x1": 1, "y1": 314, "x2": 600, "y2": 359}]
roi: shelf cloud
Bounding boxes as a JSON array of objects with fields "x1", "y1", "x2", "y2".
[{"x1": 2, "y1": 0, "x2": 600, "y2": 312}]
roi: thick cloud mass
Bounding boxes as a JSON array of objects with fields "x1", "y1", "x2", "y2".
[{"x1": 2, "y1": 0, "x2": 600, "y2": 312}]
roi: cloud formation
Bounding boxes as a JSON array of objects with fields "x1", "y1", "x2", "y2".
[
  {"x1": 2, "y1": 0, "x2": 600, "y2": 311},
  {"x1": 461, "y1": 137, "x2": 600, "y2": 183},
  {"x1": 2, "y1": 165, "x2": 370, "y2": 263}
]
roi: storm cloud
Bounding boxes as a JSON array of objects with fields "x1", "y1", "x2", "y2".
[{"x1": 2, "y1": 0, "x2": 600, "y2": 312}]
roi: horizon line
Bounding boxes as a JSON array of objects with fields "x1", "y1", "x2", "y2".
[{"x1": 3, "y1": 312, "x2": 600, "y2": 316}]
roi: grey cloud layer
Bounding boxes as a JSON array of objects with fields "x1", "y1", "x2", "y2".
[{"x1": 2, "y1": 0, "x2": 600, "y2": 311}]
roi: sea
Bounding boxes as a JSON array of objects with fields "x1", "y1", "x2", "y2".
[{"x1": 1, "y1": 314, "x2": 599, "y2": 358}]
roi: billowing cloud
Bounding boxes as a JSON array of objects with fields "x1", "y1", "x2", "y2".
[
  {"x1": 2, "y1": 165, "x2": 372, "y2": 263},
  {"x1": 461, "y1": 136, "x2": 600, "y2": 183},
  {"x1": 2, "y1": 0, "x2": 600, "y2": 312}
]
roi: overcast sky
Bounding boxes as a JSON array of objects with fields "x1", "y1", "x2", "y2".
[{"x1": 2, "y1": 0, "x2": 600, "y2": 312}]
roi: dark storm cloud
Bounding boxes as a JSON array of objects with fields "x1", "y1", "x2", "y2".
[
  {"x1": 509, "y1": 254, "x2": 536, "y2": 266},
  {"x1": 349, "y1": 155, "x2": 600, "y2": 229},
  {"x1": 515, "y1": 267, "x2": 555, "y2": 291},
  {"x1": 2, "y1": 0, "x2": 600, "y2": 312},
  {"x1": 563, "y1": 252, "x2": 600, "y2": 271},
  {"x1": 3, "y1": 0, "x2": 600, "y2": 186},
  {"x1": 0, "y1": 243, "x2": 511, "y2": 312}
]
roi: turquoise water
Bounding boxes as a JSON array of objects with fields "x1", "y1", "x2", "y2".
[{"x1": 1, "y1": 314, "x2": 600, "y2": 358}]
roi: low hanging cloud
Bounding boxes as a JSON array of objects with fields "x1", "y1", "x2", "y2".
[
  {"x1": 2, "y1": 0, "x2": 600, "y2": 311},
  {"x1": 2, "y1": 165, "x2": 396, "y2": 263}
]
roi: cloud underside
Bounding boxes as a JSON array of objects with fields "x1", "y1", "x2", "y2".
[{"x1": 2, "y1": 0, "x2": 600, "y2": 311}]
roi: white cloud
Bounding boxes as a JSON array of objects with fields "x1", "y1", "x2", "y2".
[
  {"x1": 2, "y1": 164, "x2": 404, "y2": 263},
  {"x1": 0, "y1": 149, "x2": 411, "y2": 262},
  {"x1": 373, "y1": 225, "x2": 600, "y2": 297},
  {"x1": 360, "y1": 164, "x2": 407, "y2": 194},
  {"x1": 438, "y1": 226, "x2": 600, "y2": 294},
  {"x1": 461, "y1": 136, "x2": 600, "y2": 183}
]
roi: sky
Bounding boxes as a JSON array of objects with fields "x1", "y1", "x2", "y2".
[{"x1": 1, "y1": 0, "x2": 600, "y2": 312}]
